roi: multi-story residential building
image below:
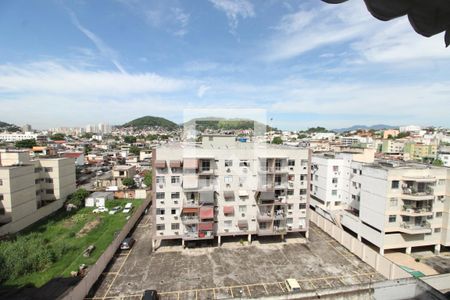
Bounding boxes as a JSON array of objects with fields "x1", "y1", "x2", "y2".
[
  {"x1": 311, "y1": 155, "x2": 450, "y2": 256},
  {"x1": 404, "y1": 142, "x2": 437, "y2": 161},
  {"x1": 437, "y1": 146, "x2": 450, "y2": 167},
  {"x1": 383, "y1": 129, "x2": 399, "y2": 139},
  {"x1": 0, "y1": 132, "x2": 46, "y2": 142},
  {"x1": 381, "y1": 140, "x2": 405, "y2": 155},
  {"x1": 0, "y1": 151, "x2": 76, "y2": 235},
  {"x1": 151, "y1": 135, "x2": 311, "y2": 248}
]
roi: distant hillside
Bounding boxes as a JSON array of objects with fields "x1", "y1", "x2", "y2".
[
  {"x1": 0, "y1": 121, "x2": 20, "y2": 132},
  {"x1": 333, "y1": 124, "x2": 397, "y2": 133},
  {"x1": 122, "y1": 116, "x2": 179, "y2": 130},
  {"x1": 184, "y1": 117, "x2": 275, "y2": 132}
]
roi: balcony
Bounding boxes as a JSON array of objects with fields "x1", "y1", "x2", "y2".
[
  {"x1": 257, "y1": 209, "x2": 273, "y2": 221},
  {"x1": 183, "y1": 178, "x2": 217, "y2": 191},
  {"x1": 199, "y1": 166, "x2": 215, "y2": 175},
  {"x1": 182, "y1": 230, "x2": 214, "y2": 240},
  {"x1": 257, "y1": 226, "x2": 287, "y2": 236},
  {"x1": 402, "y1": 187, "x2": 434, "y2": 200},
  {"x1": 181, "y1": 215, "x2": 199, "y2": 224},
  {"x1": 258, "y1": 166, "x2": 275, "y2": 174},
  {"x1": 183, "y1": 200, "x2": 200, "y2": 207},
  {"x1": 401, "y1": 205, "x2": 433, "y2": 217},
  {"x1": 399, "y1": 221, "x2": 432, "y2": 234}
]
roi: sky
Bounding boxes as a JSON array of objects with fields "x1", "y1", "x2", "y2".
[{"x1": 0, "y1": 0, "x2": 449, "y2": 130}]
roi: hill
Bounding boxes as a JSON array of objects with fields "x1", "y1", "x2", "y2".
[
  {"x1": 121, "y1": 116, "x2": 179, "y2": 130},
  {"x1": 333, "y1": 124, "x2": 397, "y2": 133},
  {"x1": 184, "y1": 117, "x2": 275, "y2": 132},
  {"x1": 0, "y1": 121, "x2": 20, "y2": 132}
]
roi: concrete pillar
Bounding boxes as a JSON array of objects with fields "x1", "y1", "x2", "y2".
[
  {"x1": 281, "y1": 234, "x2": 285, "y2": 242},
  {"x1": 406, "y1": 247, "x2": 412, "y2": 255},
  {"x1": 434, "y1": 244, "x2": 441, "y2": 255},
  {"x1": 182, "y1": 239, "x2": 185, "y2": 248},
  {"x1": 218, "y1": 236, "x2": 221, "y2": 247},
  {"x1": 305, "y1": 230, "x2": 309, "y2": 239},
  {"x1": 379, "y1": 248, "x2": 384, "y2": 256},
  {"x1": 151, "y1": 239, "x2": 156, "y2": 252},
  {"x1": 247, "y1": 234, "x2": 251, "y2": 244},
  {"x1": 357, "y1": 234, "x2": 362, "y2": 242}
]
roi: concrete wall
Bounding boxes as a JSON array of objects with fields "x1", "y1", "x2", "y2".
[
  {"x1": 61, "y1": 196, "x2": 151, "y2": 300},
  {"x1": 310, "y1": 210, "x2": 410, "y2": 280}
]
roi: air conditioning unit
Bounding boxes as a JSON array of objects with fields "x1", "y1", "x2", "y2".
[
  {"x1": 160, "y1": 216, "x2": 164, "y2": 220},
  {"x1": 174, "y1": 231, "x2": 179, "y2": 235},
  {"x1": 241, "y1": 213, "x2": 245, "y2": 217},
  {"x1": 226, "y1": 168, "x2": 231, "y2": 173},
  {"x1": 174, "y1": 216, "x2": 179, "y2": 220},
  {"x1": 242, "y1": 167, "x2": 248, "y2": 173},
  {"x1": 159, "y1": 184, "x2": 163, "y2": 188}
]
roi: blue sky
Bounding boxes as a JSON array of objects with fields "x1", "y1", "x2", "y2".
[{"x1": 0, "y1": 0, "x2": 449, "y2": 130}]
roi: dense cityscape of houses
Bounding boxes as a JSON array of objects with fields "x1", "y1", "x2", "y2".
[{"x1": 1, "y1": 120, "x2": 450, "y2": 257}]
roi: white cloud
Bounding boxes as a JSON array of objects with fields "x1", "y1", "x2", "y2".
[
  {"x1": 68, "y1": 10, "x2": 127, "y2": 73},
  {"x1": 209, "y1": 0, "x2": 254, "y2": 32},
  {"x1": 0, "y1": 61, "x2": 187, "y2": 96},
  {"x1": 197, "y1": 84, "x2": 211, "y2": 98},
  {"x1": 264, "y1": 0, "x2": 450, "y2": 64},
  {"x1": 172, "y1": 7, "x2": 190, "y2": 36}
]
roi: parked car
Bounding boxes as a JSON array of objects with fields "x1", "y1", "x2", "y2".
[
  {"x1": 123, "y1": 202, "x2": 133, "y2": 213},
  {"x1": 109, "y1": 206, "x2": 122, "y2": 215},
  {"x1": 93, "y1": 206, "x2": 109, "y2": 213},
  {"x1": 142, "y1": 290, "x2": 158, "y2": 300},
  {"x1": 96, "y1": 170, "x2": 103, "y2": 176},
  {"x1": 120, "y1": 237, "x2": 135, "y2": 250},
  {"x1": 285, "y1": 278, "x2": 300, "y2": 293}
]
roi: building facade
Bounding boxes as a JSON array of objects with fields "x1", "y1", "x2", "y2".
[
  {"x1": 0, "y1": 151, "x2": 76, "y2": 235},
  {"x1": 151, "y1": 136, "x2": 311, "y2": 248},
  {"x1": 310, "y1": 154, "x2": 450, "y2": 255}
]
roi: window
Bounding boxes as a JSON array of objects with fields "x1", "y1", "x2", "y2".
[
  {"x1": 156, "y1": 224, "x2": 165, "y2": 231},
  {"x1": 239, "y1": 205, "x2": 246, "y2": 213},
  {"x1": 0, "y1": 179, "x2": 2, "y2": 186},
  {"x1": 300, "y1": 175, "x2": 306, "y2": 181},
  {"x1": 224, "y1": 220, "x2": 232, "y2": 228},
  {"x1": 225, "y1": 160, "x2": 233, "y2": 167},
  {"x1": 332, "y1": 165, "x2": 339, "y2": 172},
  {"x1": 389, "y1": 198, "x2": 398, "y2": 207},
  {"x1": 434, "y1": 228, "x2": 441, "y2": 233},
  {"x1": 45, "y1": 178, "x2": 53, "y2": 183},
  {"x1": 402, "y1": 216, "x2": 410, "y2": 222},
  {"x1": 171, "y1": 208, "x2": 177, "y2": 215},
  {"x1": 201, "y1": 160, "x2": 210, "y2": 171},
  {"x1": 388, "y1": 215, "x2": 396, "y2": 223},
  {"x1": 335, "y1": 201, "x2": 341, "y2": 206},
  {"x1": 156, "y1": 208, "x2": 165, "y2": 215},
  {"x1": 34, "y1": 167, "x2": 41, "y2": 173},
  {"x1": 44, "y1": 167, "x2": 53, "y2": 172},
  {"x1": 156, "y1": 176, "x2": 165, "y2": 184},
  {"x1": 352, "y1": 181, "x2": 357, "y2": 187},
  {"x1": 0, "y1": 194, "x2": 3, "y2": 201},
  {"x1": 288, "y1": 159, "x2": 295, "y2": 166},
  {"x1": 239, "y1": 160, "x2": 250, "y2": 167},
  {"x1": 353, "y1": 169, "x2": 357, "y2": 174},
  {"x1": 300, "y1": 189, "x2": 307, "y2": 195},
  {"x1": 171, "y1": 192, "x2": 180, "y2": 199},
  {"x1": 299, "y1": 203, "x2": 306, "y2": 209},
  {"x1": 156, "y1": 192, "x2": 165, "y2": 199},
  {"x1": 286, "y1": 218, "x2": 293, "y2": 225},
  {"x1": 35, "y1": 179, "x2": 40, "y2": 184},
  {"x1": 0, "y1": 208, "x2": 4, "y2": 215},
  {"x1": 287, "y1": 189, "x2": 294, "y2": 196},
  {"x1": 46, "y1": 189, "x2": 54, "y2": 194},
  {"x1": 436, "y1": 212, "x2": 442, "y2": 218},
  {"x1": 314, "y1": 175, "x2": 318, "y2": 181},
  {"x1": 391, "y1": 181, "x2": 399, "y2": 189},
  {"x1": 301, "y1": 159, "x2": 308, "y2": 166},
  {"x1": 224, "y1": 176, "x2": 233, "y2": 184},
  {"x1": 332, "y1": 178, "x2": 338, "y2": 184},
  {"x1": 171, "y1": 223, "x2": 180, "y2": 230},
  {"x1": 438, "y1": 179, "x2": 445, "y2": 185},
  {"x1": 171, "y1": 176, "x2": 180, "y2": 184},
  {"x1": 331, "y1": 190, "x2": 337, "y2": 196}
]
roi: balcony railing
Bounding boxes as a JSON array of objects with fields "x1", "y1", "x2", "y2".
[
  {"x1": 402, "y1": 187, "x2": 433, "y2": 196},
  {"x1": 402, "y1": 205, "x2": 432, "y2": 214},
  {"x1": 183, "y1": 230, "x2": 214, "y2": 240},
  {"x1": 181, "y1": 216, "x2": 199, "y2": 224},
  {"x1": 400, "y1": 221, "x2": 431, "y2": 230}
]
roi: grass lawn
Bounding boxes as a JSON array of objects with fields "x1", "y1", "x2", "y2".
[{"x1": 1, "y1": 198, "x2": 143, "y2": 288}]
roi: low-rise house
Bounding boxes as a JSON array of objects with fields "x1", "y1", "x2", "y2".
[{"x1": 85, "y1": 191, "x2": 114, "y2": 207}]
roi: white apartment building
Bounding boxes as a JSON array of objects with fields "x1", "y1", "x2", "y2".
[
  {"x1": 311, "y1": 154, "x2": 450, "y2": 255},
  {"x1": 438, "y1": 147, "x2": 450, "y2": 167},
  {"x1": 151, "y1": 135, "x2": 311, "y2": 248},
  {"x1": 0, "y1": 132, "x2": 42, "y2": 142},
  {"x1": 0, "y1": 151, "x2": 76, "y2": 235}
]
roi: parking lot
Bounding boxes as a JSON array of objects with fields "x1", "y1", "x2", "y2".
[{"x1": 86, "y1": 216, "x2": 385, "y2": 300}]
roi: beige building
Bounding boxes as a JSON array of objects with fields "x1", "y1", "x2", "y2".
[
  {"x1": 0, "y1": 151, "x2": 76, "y2": 235},
  {"x1": 151, "y1": 135, "x2": 311, "y2": 248},
  {"x1": 313, "y1": 159, "x2": 450, "y2": 255}
]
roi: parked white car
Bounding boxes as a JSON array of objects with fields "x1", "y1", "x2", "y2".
[
  {"x1": 93, "y1": 206, "x2": 109, "y2": 213},
  {"x1": 108, "y1": 206, "x2": 122, "y2": 215},
  {"x1": 123, "y1": 203, "x2": 133, "y2": 213}
]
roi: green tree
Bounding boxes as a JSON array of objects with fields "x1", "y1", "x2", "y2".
[
  {"x1": 129, "y1": 145, "x2": 140, "y2": 156},
  {"x1": 271, "y1": 136, "x2": 283, "y2": 144},
  {"x1": 307, "y1": 126, "x2": 328, "y2": 133},
  {"x1": 50, "y1": 133, "x2": 65, "y2": 140},
  {"x1": 81, "y1": 132, "x2": 94, "y2": 139},
  {"x1": 396, "y1": 132, "x2": 410, "y2": 139},
  {"x1": 15, "y1": 139, "x2": 36, "y2": 149},
  {"x1": 143, "y1": 171, "x2": 152, "y2": 188},
  {"x1": 66, "y1": 188, "x2": 90, "y2": 207},
  {"x1": 297, "y1": 134, "x2": 307, "y2": 139},
  {"x1": 84, "y1": 145, "x2": 92, "y2": 155},
  {"x1": 432, "y1": 159, "x2": 444, "y2": 166},
  {"x1": 122, "y1": 177, "x2": 135, "y2": 188},
  {"x1": 124, "y1": 135, "x2": 137, "y2": 144}
]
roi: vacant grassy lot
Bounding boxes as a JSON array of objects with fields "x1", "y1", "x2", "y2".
[{"x1": 0, "y1": 198, "x2": 143, "y2": 288}]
